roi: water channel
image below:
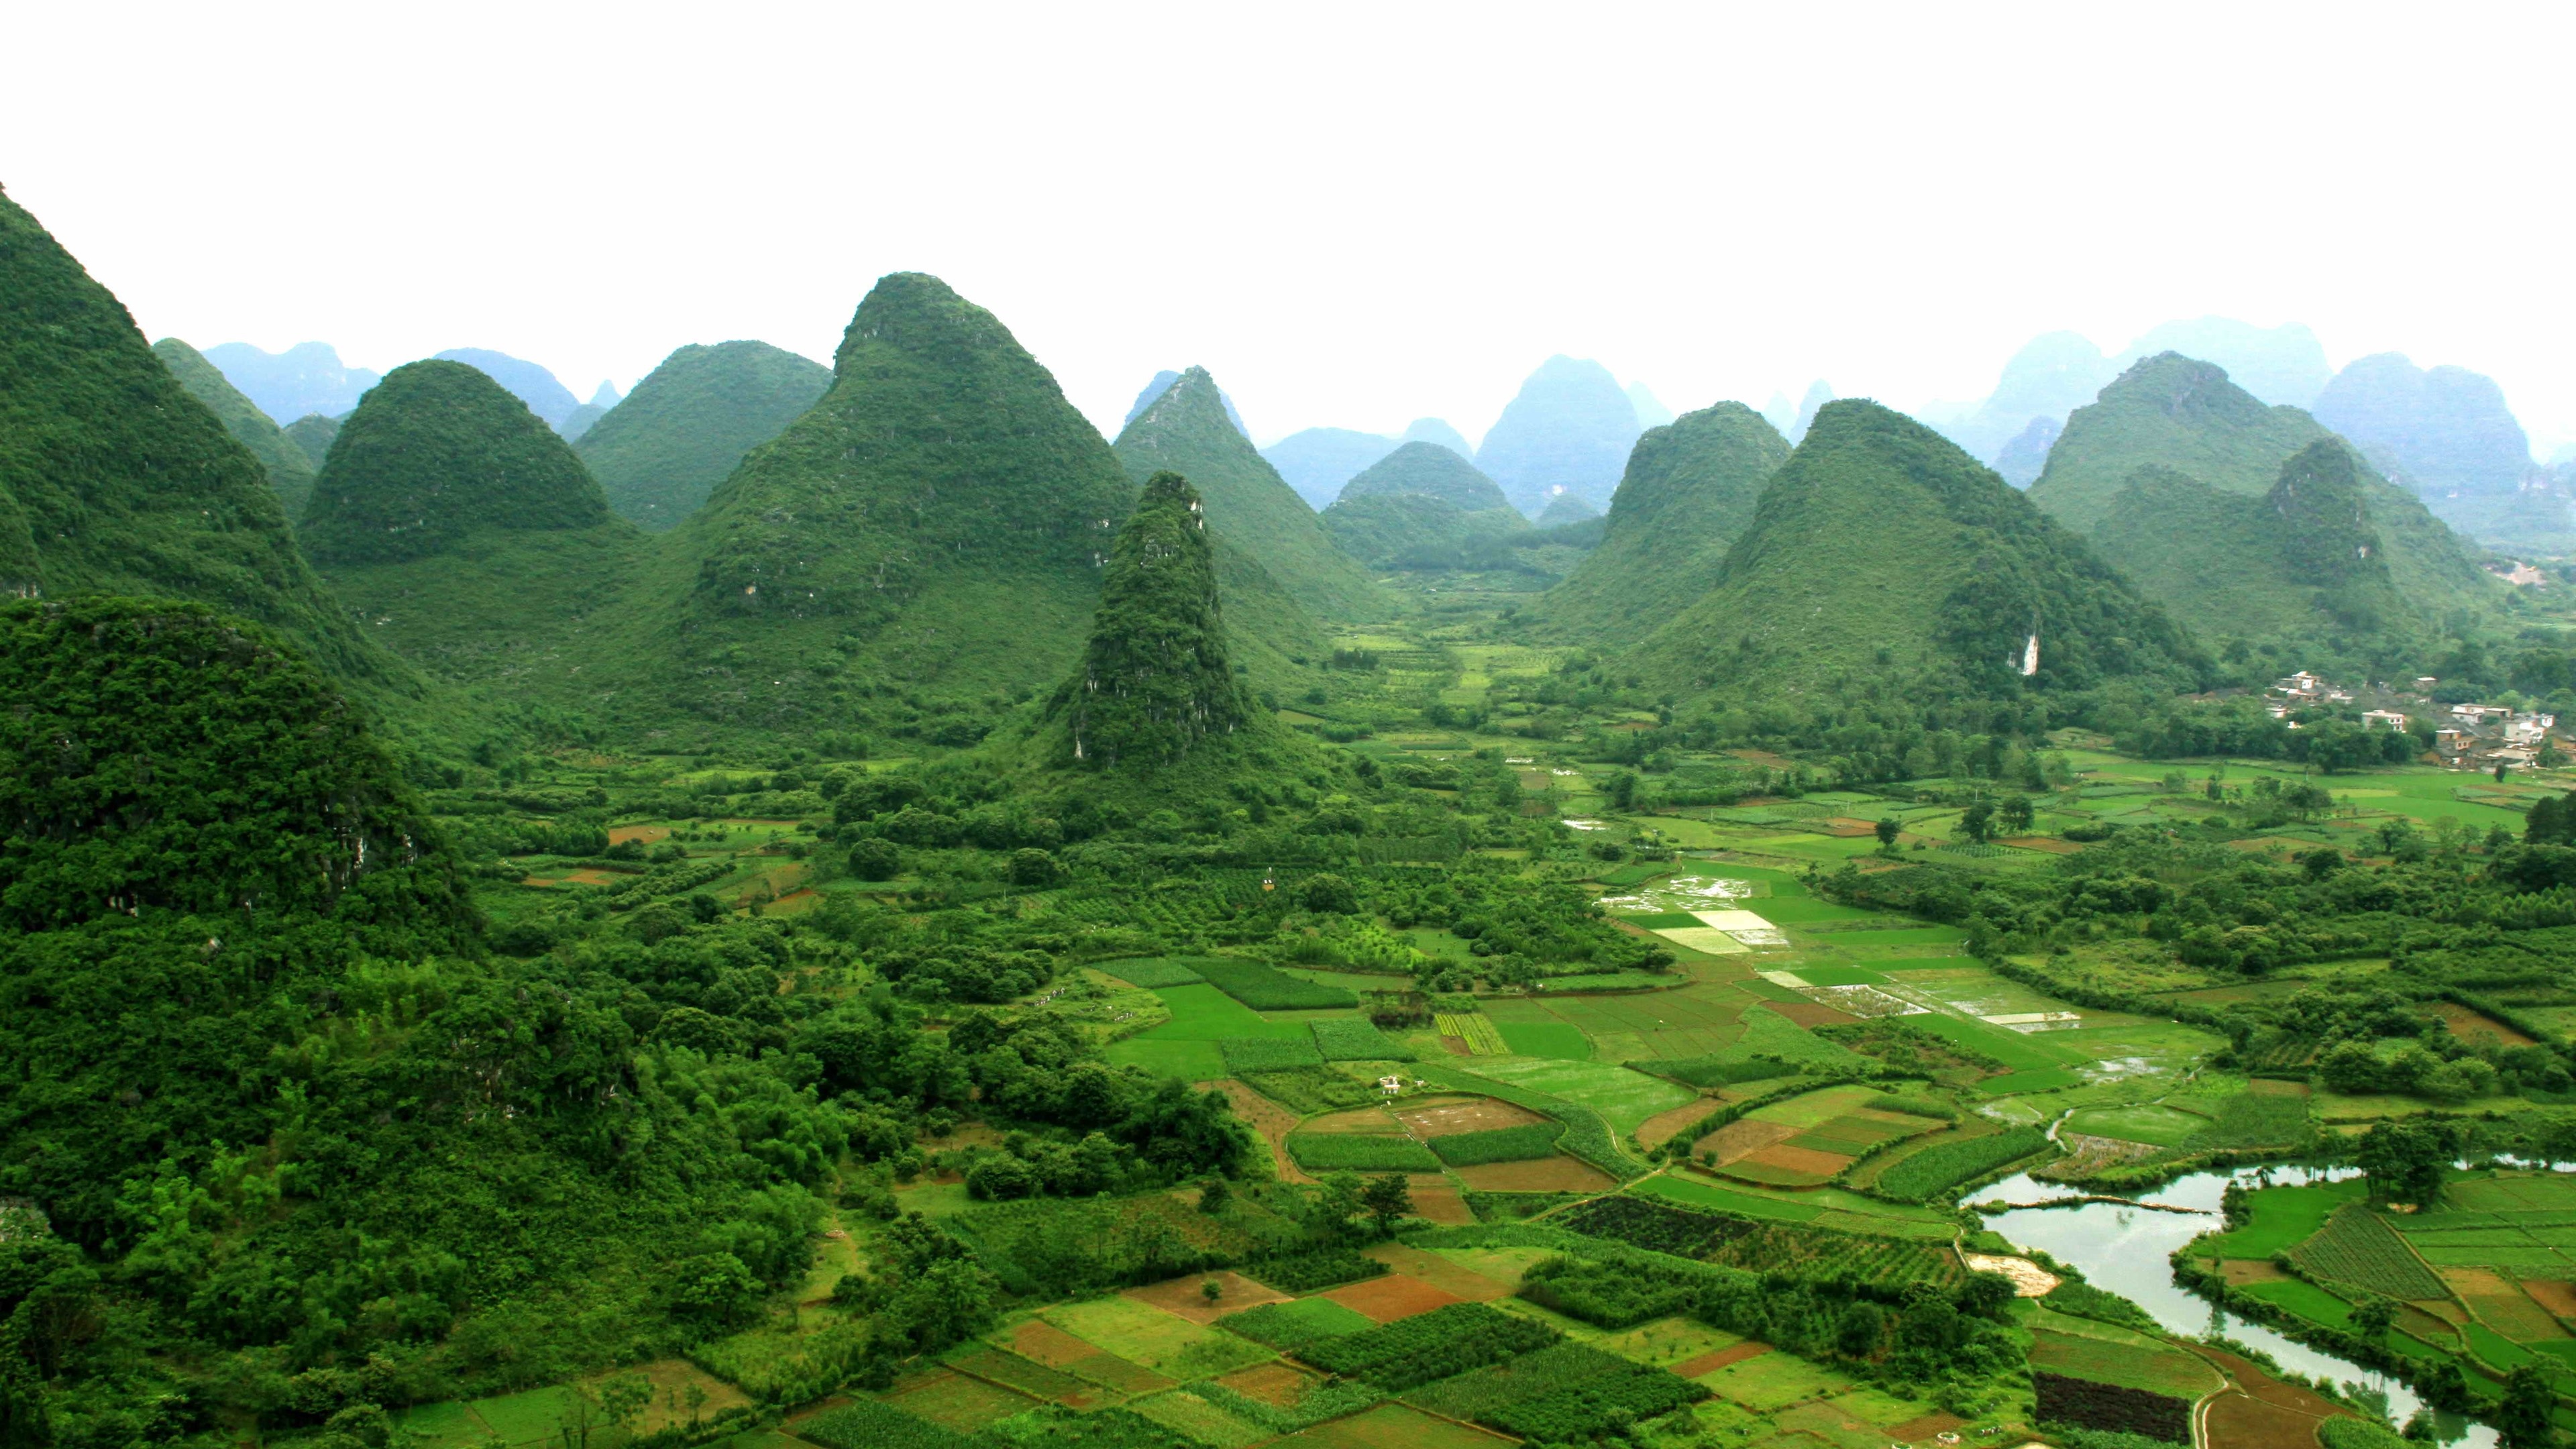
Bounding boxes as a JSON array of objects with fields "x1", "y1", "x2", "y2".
[{"x1": 1978, "y1": 1165, "x2": 2496, "y2": 1448}]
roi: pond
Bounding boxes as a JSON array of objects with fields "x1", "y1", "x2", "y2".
[{"x1": 1978, "y1": 1165, "x2": 2496, "y2": 1448}]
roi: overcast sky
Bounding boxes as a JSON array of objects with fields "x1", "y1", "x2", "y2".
[{"x1": 6, "y1": 2, "x2": 2569, "y2": 452}]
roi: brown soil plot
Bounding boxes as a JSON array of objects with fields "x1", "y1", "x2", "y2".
[
  {"x1": 1674, "y1": 1342, "x2": 1771, "y2": 1377},
  {"x1": 1636, "y1": 1096, "x2": 1725, "y2": 1150},
  {"x1": 1886, "y1": 1412, "x2": 1968, "y2": 1442},
  {"x1": 1324, "y1": 1272, "x2": 1464, "y2": 1323},
  {"x1": 1454, "y1": 1155, "x2": 1615, "y2": 1191},
  {"x1": 1695, "y1": 1117, "x2": 1799, "y2": 1163},
  {"x1": 1395, "y1": 1095, "x2": 1546, "y2": 1136},
  {"x1": 1405, "y1": 1183, "x2": 1477, "y2": 1225},
  {"x1": 1362, "y1": 1244, "x2": 1513, "y2": 1301},
  {"x1": 2202, "y1": 1392, "x2": 2328, "y2": 1449},
  {"x1": 2218, "y1": 1259, "x2": 2288, "y2": 1285},
  {"x1": 1124, "y1": 1271, "x2": 1292, "y2": 1326},
  {"x1": 2433, "y1": 1001, "x2": 2536, "y2": 1047},
  {"x1": 2520, "y1": 1278, "x2": 2576, "y2": 1322},
  {"x1": 1743, "y1": 1142, "x2": 1857, "y2": 1177},
  {"x1": 606, "y1": 824, "x2": 670, "y2": 845},
  {"x1": 1302, "y1": 1106, "x2": 1405, "y2": 1134},
  {"x1": 1218, "y1": 1361, "x2": 1320, "y2": 1408},
  {"x1": 1283, "y1": 1402, "x2": 1515, "y2": 1449}
]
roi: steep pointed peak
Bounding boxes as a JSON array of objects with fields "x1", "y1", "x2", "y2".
[
  {"x1": 1124, "y1": 364, "x2": 1248, "y2": 439},
  {"x1": 1060, "y1": 468, "x2": 1248, "y2": 770}
]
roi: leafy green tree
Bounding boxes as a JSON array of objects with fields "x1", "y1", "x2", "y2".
[
  {"x1": 1358, "y1": 1174, "x2": 1413, "y2": 1236},
  {"x1": 2359, "y1": 1119, "x2": 2457, "y2": 1208},
  {"x1": 1997, "y1": 795, "x2": 2035, "y2": 833},
  {"x1": 2351, "y1": 1296, "x2": 2397, "y2": 1338},
  {"x1": 2498, "y1": 1363, "x2": 2557, "y2": 1449},
  {"x1": 1959, "y1": 800, "x2": 1996, "y2": 844},
  {"x1": 1300, "y1": 873, "x2": 1358, "y2": 914},
  {"x1": 1197, "y1": 1177, "x2": 1230, "y2": 1214},
  {"x1": 1874, "y1": 817, "x2": 1901, "y2": 853}
]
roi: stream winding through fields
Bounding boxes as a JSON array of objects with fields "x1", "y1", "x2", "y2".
[{"x1": 1979, "y1": 1165, "x2": 2496, "y2": 1448}]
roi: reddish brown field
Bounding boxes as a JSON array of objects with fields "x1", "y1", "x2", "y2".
[
  {"x1": 2204, "y1": 1393, "x2": 2325, "y2": 1449},
  {"x1": 1405, "y1": 1183, "x2": 1476, "y2": 1225},
  {"x1": 1743, "y1": 1142, "x2": 1856, "y2": 1177},
  {"x1": 1694, "y1": 1117, "x2": 1798, "y2": 1163},
  {"x1": 2433, "y1": 1001, "x2": 2536, "y2": 1047},
  {"x1": 2198, "y1": 1348, "x2": 2344, "y2": 1416},
  {"x1": 1395, "y1": 1095, "x2": 1545, "y2": 1136},
  {"x1": 1000, "y1": 1320, "x2": 1102, "y2": 1368},
  {"x1": 1816, "y1": 818, "x2": 1880, "y2": 837},
  {"x1": 1124, "y1": 1271, "x2": 1291, "y2": 1326},
  {"x1": 1218, "y1": 1362, "x2": 1320, "y2": 1408},
  {"x1": 1636, "y1": 1096, "x2": 1725, "y2": 1149},
  {"x1": 1454, "y1": 1155, "x2": 1615, "y2": 1191},
  {"x1": 1674, "y1": 1342, "x2": 1770, "y2": 1377},
  {"x1": 2218, "y1": 1260, "x2": 2288, "y2": 1285},
  {"x1": 606, "y1": 824, "x2": 671, "y2": 845},
  {"x1": 2522, "y1": 1278, "x2": 2576, "y2": 1321},
  {"x1": 1998, "y1": 836, "x2": 2085, "y2": 855},
  {"x1": 1364, "y1": 1244, "x2": 1512, "y2": 1301},
  {"x1": 1323, "y1": 1273, "x2": 1464, "y2": 1323}
]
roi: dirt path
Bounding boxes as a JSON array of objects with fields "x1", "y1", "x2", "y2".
[{"x1": 1202, "y1": 1078, "x2": 1313, "y2": 1183}]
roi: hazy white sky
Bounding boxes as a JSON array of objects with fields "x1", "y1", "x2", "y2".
[{"x1": 6, "y1": 2, "x2": 2570, "y2": 451}]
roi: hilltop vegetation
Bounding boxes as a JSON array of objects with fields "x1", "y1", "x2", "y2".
[
  {"x1": 576, "y1": 340, "x2": 832, "y2": 530},
  {"x1": 0, "y1": 189, "x2": 400, "y2": 692},
  {"x1": 1537, "y1": 402, "x2": 1788, "y2": 640},
  {"x1": 1114, "y1": 366, "x2": 1382, "y2": 630},
  {"x1": 153, "y1": 336, "x2": 319, "y2": 515},
  {"x1": 1053, "y1": 471, "x2": 1254, "y2": 769},
  {"x1": 1336, "y1": 441, "x2": 1513, "y2": 511},
  {"x1": 2033, "y1": 354, "x2": 2495, "y2": 668},
  {"x1": 1629, "y1": 400, "x2": 2197, "y2": 698}
]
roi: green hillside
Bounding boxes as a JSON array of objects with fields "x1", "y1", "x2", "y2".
[
  {"x1": 152, "y1": 336, "x2": 317, "y2": 515},
  {"x1": 635, "y1": 272, "x2": 1138, "y2": 733},
  {"x1": 2032, "y1": 352, "x2": 2495, "y2": 637},
  {"x1": 576, "y1": 339, "x2": 831, "y2": 530},
  {"x1": 1057, "y1": 471, "x2": 1252, "y2": 767},
  {"x1": 282, "y1": 410, "x2": 339, "y2": 468},
  {"x1": 1114, "y1": 366, "x2": 1385, "y2": 625},
  {"x1": 1538, "y1": 401, "x2": 1788, "y2": 639},
  {"x1": 0, "y1": 189, "x2": 400, "y2": 692},
  {"x1": 1322, "y1": 491, "x2": 1532, "y2": 570},
  {"x1": 1630, "y1": 400, "x2": 2198, "y2": 696},
  {"x1": 1337, "y1": 440, "x2": 1513, "y2": 511},
  {"x1": 299, "y1": 358, "x2": 647, "y2": 681}
]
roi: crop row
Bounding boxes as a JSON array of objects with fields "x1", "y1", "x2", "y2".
[
  {"x1": 1192, "y1": 958, "x2": 1356, "y2": 1010},
  {"x1": 1429, "y1": 1122, "x2": 1563, "y2": 1166},
  {"x1": 1874, "y1": 1125, "x2": 2049, "y2": 1201},
  {"x1": 1219, "y1": 1037, "x2": 1324, "y2": 1073},
  {"x1": 1245, "y1": 1246, "x2": 1387, "y2": 1292},
  {"x1": 1409, "y1": 1341, "x2": 1707, "y2": 1438},
  {"x1": 1311, "y1": 1018, "x2": 1416, "y2": 1061},
  {"x1": 2286, "y1": 1205, "x2": 2446, "y2": 1300},
  {"x1": 1283, "y1": 1134, "x2": 1439, "y2": 1172},
  {"x1": 1300, "y1": 1302, "x2": 1561, "y2": 1389},
  {"x1": 799, "y1": 1402, "x2": 971, "y2": 1449}
]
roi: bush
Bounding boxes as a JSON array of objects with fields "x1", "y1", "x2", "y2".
[
  {"x1": 1301, "y1": 1303, "x2": 1560, "y2": 1389},
  {"x1": 1218, "y1": 1037, "x2": 1325, "y2": 1073},
  {"x1": 1284, "y1": 1134, "x2": 1438, "y2": 1172},
  {"x1": 800, "y1": 1401, "x2": 971, "y2": 1449},
  {"x1": 1875, "y1": 1126, "x2": 2049, "y2": 1202},
  {"x1": 1428, "y1": 1123, "x2": 1563, "y2": 1166},
  {"x1": 1519, "y1": 1254, "x2": 1725, "y2": 1328},
  {"x1": 1191, "y1": 958, "x2": 1356, "y2": 1010},
  {"x1": 1311, "y1": 1018, "x2": 1415, "y2": 1061},
  {"x1": 848, "y1": 837, "x2": 902, "y2": 879}
]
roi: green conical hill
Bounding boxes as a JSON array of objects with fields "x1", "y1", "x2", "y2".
[
  {"x1": 297, "y1": 359, "x2": 647, "y2": 682},
  {"x1": 1056, "y1": 471, "x2": 1253, "y2": 768},
  {"x1": 1115, "y1": 367, "x2": 1385, "y2": 626},
  {"x1": 2033, "y1": 352, "x2": 2493, "y2": 636},
  {"x1": 1321, "y1": 492, "x2": 1530, "y2": 571},
  {"x1": 284, "y1": 411, "x2": 340, "y2": 468},
  {"x1": 2090, "y1": 445, "x2": 2425, "y2": 663},
  {"x1": 1337, "y1": 441, "x2": 1511, "y2": 511},
  {"x1": 576, "y1": 339, "x2": 832, "y2": 531},
  {"x1": 1629, "y1": 400, "x2": 2197, "y2": 696},
  {"x1": 1538, "y1": 402, "x2": 1788, "y2": 639},
  {"x1": 643, "y1": 273, "x2": 1139, "y2": 724},
  {"x1": 0, "y1": 189, "x2": 398, "y2": 691},
  {"x1": 301, "y1": 359, "x2": 613, "y2": 564},
  {"x1": 153, "y1": 337, "x2": 317, "y2": 516}
]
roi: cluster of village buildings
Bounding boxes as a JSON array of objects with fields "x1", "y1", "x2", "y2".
[{"x1": 2268, "y1": 671, "x2": 2560, "y2": 771}]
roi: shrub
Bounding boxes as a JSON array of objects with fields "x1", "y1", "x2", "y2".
[
  {"x1": 1218, "y1": 1037, "x2": 1325, "y2": 1073},
  {"x1": 1311, "y1": 1018, "x2": 1416, "y2": 1061},
  {"x1": 800, "y1": 1402, "x2": 972, "y2": 1449},
  {"x1": 1875, "y1": 1126, "x2": 2049, "y2": 1201},
  {"x1": 1191, "y1": 959, "x2": 1357, "y2": 1010},
  {"x1": 1518, "y1": 1254, "x2": 1723, "y2": 1328},
  {"x1": 1428, "y1": 1123, "x2": 1564, "y2": 1166},
  {"x1": 1283, "y1": 1134, "x2": 1438, "y2": 1172}
]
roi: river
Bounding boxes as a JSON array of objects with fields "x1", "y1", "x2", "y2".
[{"x1": 1979, "y1": 1165, "x2": 2496, "y2": 1448}]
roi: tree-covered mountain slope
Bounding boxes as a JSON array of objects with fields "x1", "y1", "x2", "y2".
[
  {"x1": 1057, "y1": 471, "x2": 1252, "y2": 768},
  {"x1": 633, "y1": 272, "x2": 1139, "y2": 731},
  {"x1": 433, "y1": 347, "x2": 582, "y2": 429},
  {"x1": 152, "y1": 336, "x2": 318, "y2": 516},
  {"x1": 2089, "y1": 444, "x2": 2425, "y2": 663},
  {"x1": 2031, "y1": 353, "x2": 2496, "y2": 631},
  {"x1": 1536, "y1": 402, "x2": 1788, "y2": 641},
  {"x1": 576, "y1": 340, "x2": 832, "y2": 530},
  {"x1": 1629, "y1": 400, "x2": 2198, "y2": 697},
  {"x1": 1337, "y1": 441, "x2": 1513, "y2": 511},
  {"x1": 283, "y1": 410, "x2": 339, "y2": 468},
  {"x1": 299, "y1": 358, "x2": 647, "y2": 680},
  {"x1": 1114, "y1": 366, "x2": 1383, "y2": 628},
  {"x1": 1323, "y1": 492, "x2": 1532, "y2": 571},
  {"x1": 0, "y1": 188, "x2": 400, "y2": 692}
]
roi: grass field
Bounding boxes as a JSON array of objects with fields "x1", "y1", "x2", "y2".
[
  {"x1": 1462, "y1": 1057, "x2": 1696, "y2": 1134},
  {"x1": 1498, "y1": 1023, "x2": 1593, "y2": 1060},
  {"x1": 2201, "y1": 1180, "x2": 2367, "y2": 1260},
  {"x1": 2065, "y1": 1104, "x2": 2206, "y2": 1147},
  {"x1": 1043, "y1": 1298, "x2": 1275, "y2": 1381},
  {"x1": 1633, "y1": 1173, "x2": 1957, "y2": 1238},
  {"x1": 1104, "y1": 983, "x2": 1311, "y2": 1079}
]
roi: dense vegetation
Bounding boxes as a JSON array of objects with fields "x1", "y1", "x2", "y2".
[
  {"x1": 1537, "y1": 401, "x2": 1790, "y2": 639},
  {"x1": 152, "y1": 337, "x2": 317, "y2": 516},
  {"x1": 1055, "y1": 472, "x2": 1252, "y2": 769},
  {"x1": 575, "y1": 340, "x2": 831, "y2": 531}
]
